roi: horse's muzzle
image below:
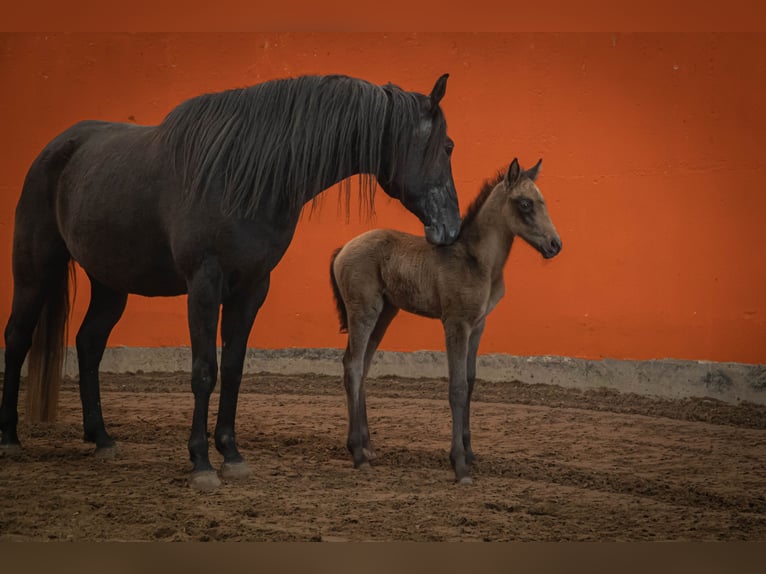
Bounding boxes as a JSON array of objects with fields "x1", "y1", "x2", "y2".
[{"x1": 425, "y1": 221, "x2": 460, "y2": 246}]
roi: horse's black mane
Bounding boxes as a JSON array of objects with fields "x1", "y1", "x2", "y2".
[
  {"x1": 460, "y1": 167, "x2": 506, "y2": 232},
  {"x1": 157, "y1": 74, "x2": 447, "y2": 218}
]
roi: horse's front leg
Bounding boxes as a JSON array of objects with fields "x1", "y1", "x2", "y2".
[
  {"x1": 464, "y1": 318, "x2": 486, "y2": 466},
  {"x1": 186, "y1": 258, "x2": 223, "y2": 491},
  {"x1": 443, "y1": 319, "x2": 472, "y2": 484},
  {"x1": 214, "y1": 276, "x2": 270, "y2": 481}
]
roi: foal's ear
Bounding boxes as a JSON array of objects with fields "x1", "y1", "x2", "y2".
[
  {"x1": 524, "y1": 158, "x2": 543, "y2": 181},
  {"x1": 429, "y1": 73, "x2": 449, "y2": 114},
  {"x1": 505, "y1": 158, "x2": 521, "y2": 188}
]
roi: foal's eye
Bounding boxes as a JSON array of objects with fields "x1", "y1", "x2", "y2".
[
  {"x1": 445, "y1": 142, "x2": 454, "y2": 156},
  {"x1": 518, "y1": 199, "x2": 533, "y2": 212}
]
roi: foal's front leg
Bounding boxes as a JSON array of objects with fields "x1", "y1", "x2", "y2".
[
  {"x1": 443, "y1": 320, "x2": 472, "y2": 483},
  {"x1": 464, "y1": 318, "x2": 486, "y2": 465}
]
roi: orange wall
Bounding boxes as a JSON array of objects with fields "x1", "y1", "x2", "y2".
[{"x1": 1, "y1": 33, "x2": 765, "y2": 363}]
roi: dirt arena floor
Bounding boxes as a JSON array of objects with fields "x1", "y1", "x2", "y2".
[{"x1": 1, "y1": 372, "x2": 765, "y2": 541}]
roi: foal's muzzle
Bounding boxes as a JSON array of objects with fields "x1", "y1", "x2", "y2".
[{"x1": 541, "y1": 236, "x2": 563, "y2": 259}]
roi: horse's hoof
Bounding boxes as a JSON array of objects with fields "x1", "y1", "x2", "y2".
[
  {"x1": 94, "y1": 445, "x2": 118, "y2": 460},
  {"x1": 0, "y1": 443, "x2": 21, "y2": 456},
  {"x1": 221, "y1": 462, "x2": 252, "y2": 480},
  {"x1": 357, "y1": 461, "x2": 373, "y2": 472},
  {"x1": 362, "y1": 447, "x2": 377, "y2": 461},
  {"x1": 190, "y1": 471, "x2": 221, "y2": 492},
  {"x1": 457, "y1": 476, "x2": 474, "y2": 485}
]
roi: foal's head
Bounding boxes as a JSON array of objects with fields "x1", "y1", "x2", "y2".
[{"x1": 502, "y1": 158, "x2": 562, "y2": 259}]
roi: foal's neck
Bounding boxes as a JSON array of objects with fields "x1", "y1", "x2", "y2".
[{"x1": 460, "y1": 187, "x2": 514, "y2": 281}]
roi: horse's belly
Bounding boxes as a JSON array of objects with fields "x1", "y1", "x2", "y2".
[
  {"x1": 64, "y1": 221, "x2": 186, "y2": 296},
  {"x1": 72, "y1": 248, "x2": 186, "y2": 296}
]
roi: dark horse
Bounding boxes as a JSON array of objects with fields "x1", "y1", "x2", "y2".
[
  {"x1": 0, "y1": 73, "x2": 462, "y2": 490},
  {"x1": 330, "y1": 159, "x2": 562, "y2": 483}
]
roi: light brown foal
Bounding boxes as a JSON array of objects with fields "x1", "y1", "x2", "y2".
[{"x1": 330, "y1": 158, "x2": 562, "y2": 483}]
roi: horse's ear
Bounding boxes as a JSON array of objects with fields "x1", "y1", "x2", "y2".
[
  {"x1": 524, "y1": 158, "x2": 543, "y2": 181},
  {"x1": 429, "y1": 73, "x2": 449, "y2": 113},
  {"x1": 505, "y1": 158, "x2": 521, "y2": 188}
]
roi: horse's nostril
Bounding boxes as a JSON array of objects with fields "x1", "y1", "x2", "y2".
[{"x1": 551, "y1": 238, "x2": 562, "y2": 252}]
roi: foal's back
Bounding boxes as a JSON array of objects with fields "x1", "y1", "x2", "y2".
[{"x1": 333, "y1": 228, "x2": 477, "y2": 320}]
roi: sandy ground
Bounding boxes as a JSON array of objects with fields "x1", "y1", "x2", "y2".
[{"x1": 1, "y1": 372, "x2": 765, "y2": 541}]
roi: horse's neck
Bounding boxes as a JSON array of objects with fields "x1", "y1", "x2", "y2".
[
  {"x1": 301, "y1": 147, "x2": 376, "y2": 206},
  {"x1": 463, "y1": 191, "x2": 514, "y2": 280}
]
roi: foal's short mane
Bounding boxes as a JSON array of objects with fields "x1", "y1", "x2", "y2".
[
  {"x1": 459, "y1": 168, "x2": 506, "y2": 233},
  {"x1": 157, "y1": 74, "x2": 448, "y2": 218}
]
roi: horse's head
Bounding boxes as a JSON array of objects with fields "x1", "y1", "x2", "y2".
[
  {"x1": 379, "y1": 74, "x2": 461, "y2": 246},
  {"x1": 503, "y1": 158, "x2": 562, "y2": 259}
]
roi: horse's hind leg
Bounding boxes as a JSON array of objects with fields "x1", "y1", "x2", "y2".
[
  {"x1": 75, "y1": 277, "x2": 127, "y2": 455},
  {"x1": 464, "y1": 319, "x2": 486, "y2": 465},
  {"x1": 343, "y1": 297, "x2": 385, "y2": 469},
  {"x1": 1, "y1": 285, "x2": 47, "y2": 451},
  {"x1": 2, "y1": 214, "x2": 70, "y2": 450},
  {"x1": 214, "y1": 276, "x2": 270, "y2": 481}
]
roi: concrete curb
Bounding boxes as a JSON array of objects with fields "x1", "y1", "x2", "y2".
[{"x1": 3, "y1": 346, "x2": 764, "y2": 406}]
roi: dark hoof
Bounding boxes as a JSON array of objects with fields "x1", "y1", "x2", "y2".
[
  {"x1": 221, "y1": 461, "x2": 252, "y2": 480},
  {"x1": 0, "y1": 443, "x2": 21, "y2": 456},
  {"x1": 94, "y1": 445, "x2": 119, "y2": 460},
  {"x1": 190, "y1": 470, "x2": 221, "y2": 492}
]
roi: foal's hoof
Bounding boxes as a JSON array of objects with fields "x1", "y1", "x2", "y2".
[
  {"x1": 357, "y1": 461, "x2": 373, "y2": 472},
  {"x1": 190, "y1": 471, "x2": 222, "y2": 492},
  {"x1": 94, "y1": 445, "x2": 119, "y2": 460},
  {"x1": 457, "y1": 475, "x2": 474, "y2": 485},
  {"x1": 221, "y1": 462, "x2": 252, "y2": 481}
]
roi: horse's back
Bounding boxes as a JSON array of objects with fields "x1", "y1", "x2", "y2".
[{"x1": 18, "y1": 119, "x2": 187, "y2": 295}]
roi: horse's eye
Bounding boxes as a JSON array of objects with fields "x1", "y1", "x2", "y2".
[{"x1": 445, "y1": 142, "x2": 454, "y2": 156}]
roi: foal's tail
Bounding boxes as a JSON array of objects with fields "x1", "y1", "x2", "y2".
[
  {"x1": 26, "y1": 260, "x2": 75, "y2": 422},
  {"x1": 329, "y1": 247, "x2": 348, "y2": 333}
]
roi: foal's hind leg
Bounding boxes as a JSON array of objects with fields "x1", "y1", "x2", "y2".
[
  {"x1": 357, "y1": 302, "x2": 399, "y2": 462},
  {"x1": 464, "y1": 319, "x2": 486, "y2": 465},
  {"x1": 343, "y1": 297, "x2": 385, "y2": 469},
  {"x1": 75, "y1": 277, "x2": 127, "y2": 455},
  {"x1": 214, "y1": 276, "x2": 270, "y2": 480}
]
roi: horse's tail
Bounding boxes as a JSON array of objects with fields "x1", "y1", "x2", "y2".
[
  {"x1": 26, "y1": 260, "x2": 74, "y2": 422},
  {"x1": 329, "y1": 247, "x2": 348, "y2": 333},
  {"x1": 21, "y1": 135, "x2": 80, "y2": 423}
]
